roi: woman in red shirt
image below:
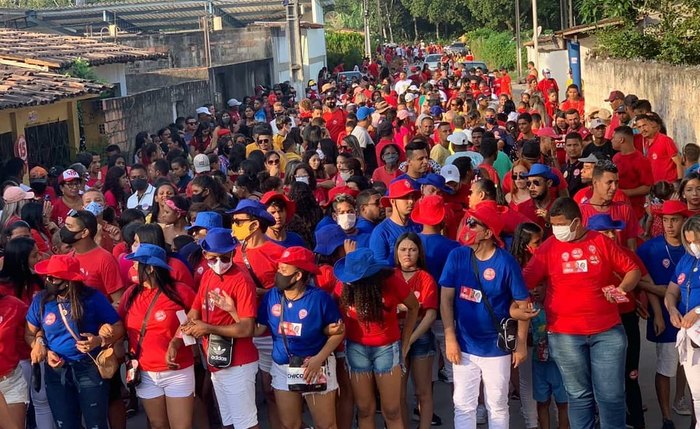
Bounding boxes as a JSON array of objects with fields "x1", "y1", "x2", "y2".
[
  {"x1": 393, "y1": 233, "x2": 438, "y2": 429},
  {"x1": 333, "y1": 248, "x2": 419, "y2": 429},
  {"x1": 118, "y1": 243, "x2": 195, "y2": 429},
  {"x1": 559, "y1": 84, "x2": 585, "y2": 118},
  {"x1": 0, "y1": 290, "x2": 29, "y2": 429},
  {"x1": 103, "y1": 167, "x2": 130, "y2": 217}
]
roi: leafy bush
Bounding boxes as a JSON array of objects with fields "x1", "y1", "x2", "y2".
[
  {"x1": 325, "y1": 30, "x2": 365, "y2": 69},
  {"x1": 465, "y1": 29, "x2": 521, "y2": 71},
  {"x1": 594, "y1": 24, "x2": 660, "y2": 61}
]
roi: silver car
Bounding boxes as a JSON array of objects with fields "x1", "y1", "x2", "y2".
[{"x1": 423, "y1": 54, "x2": 442, "y2": 71}]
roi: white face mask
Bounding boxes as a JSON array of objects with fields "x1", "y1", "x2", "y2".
[
  {"x1": 690, "y1": 243, "x2": 700, "y2": 259},
  {"x1": 295, "y1": 176, "x2": 309, "y2": 185},
  {"x1": 208, "y1": 259, "x2": 233, "y2": 275},
  {"x1": 337, "y1": 213, "x2": 357, "y2": 231},
  {"x1": 552, "y1": 220, "x2": 578, "y2": 242},
  {"x1": 340, "y1": 171, "x2": 352, "y2": 182}
]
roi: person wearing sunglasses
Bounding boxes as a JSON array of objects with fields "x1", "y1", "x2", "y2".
[
  {"x1": 505, "y1": 160, "x2": 532, "y2": 207},
  {"x1": 26, "y1": 254, "x2": 124, "y2": 429},
  {"x1": 513, "y1": 164, "x2": 560, "y2": 232},
  {"x1": 50, "y1": 169, "x2": 85, "y2": 228},
  {"x1": 181, "y1": 228, "x2": 259, "y2": 429},
  {"x1": 440, "y1": 204, "x2": 531, "y2": 429},
  {"x1": 264, "y1": 152, "x2": 284, "y2": 178}
]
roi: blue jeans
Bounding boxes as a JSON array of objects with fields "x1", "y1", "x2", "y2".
[
  {"x1": 548, "y1": 325, "x2": 627, "y2": 429},
  {"x1": 44, "y1": 358, "x2": 110, "y2": 429}
]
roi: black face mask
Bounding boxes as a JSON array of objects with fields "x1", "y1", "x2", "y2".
[
  {"x1": 326, "y1": 101, "x2": 337, "y2": 109},
  {"x1": 191, "y1": 193, "x2": 206, "y2": 204},
  {"x1": 30, "y1": 181, "x2": 47, "y2": 194},
  {"x1": 46, "y1": 280, "x2": 69, "y2": 296},
  {"x1": 59, "y1": 226, "x2": 84, "y2": 244},
  {"x1": 131, "y1": 178, "x2": 148, "y2": 192},
  {"x1": 275, "y1": 272, "x2": 299, "y2": 291},
  {"x1": 485, "y1": 117, "x2": 496, "y2": 125}
]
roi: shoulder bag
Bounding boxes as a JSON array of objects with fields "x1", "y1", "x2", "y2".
[
  {"x1": 204, "y1": 282, "x2": 234, "y2": 368},
  {"x1": 125, "y1": 290, "x2": 162, "y2": 388}
]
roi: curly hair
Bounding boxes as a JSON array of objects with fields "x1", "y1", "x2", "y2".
[
  {"x1": 340, "y1": 271, "x2": 391, "y2": 325},
  {"x1": 287, "y1": 181, "x2": 323, "y2": 248}
]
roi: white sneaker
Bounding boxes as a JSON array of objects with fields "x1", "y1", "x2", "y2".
[
  {"x1": 476, "y1": 404, "x2": 487, "y2": 425},
  {"x1": 673, "y1": 396, "x2": 692, "y2": 416}
]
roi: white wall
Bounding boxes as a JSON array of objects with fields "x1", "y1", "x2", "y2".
[
  {"x1": 526, "y1": 46, "x2": 569, "y2": 101},
  {"x1": 93, "y1": 63, "x2": 127, "y2": 96}
]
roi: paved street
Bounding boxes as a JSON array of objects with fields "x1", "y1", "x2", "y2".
[{"x1": 127, "y1": 320, "x2": 693, "y2": 428}]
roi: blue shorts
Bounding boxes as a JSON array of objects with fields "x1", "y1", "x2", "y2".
[
  {"x1": 407, "y1": 330, "x2": 436, "y2": 359},
  {"x1": 532, "y1": 359, "x2": 567, "y2": 404},
  {"x1": 346, "y1": 341, "x2": 400, "y2": 375}
]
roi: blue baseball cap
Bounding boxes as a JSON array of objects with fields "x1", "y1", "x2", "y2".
[
  {"x1": 126, "y1": 243, "x2": 171, "y2": 271},
  {"x1": 226, "y1": 199, "x2": 275, "y2": 226},
  {"x1": 587, "y1": 214, "x2": 625, "y2": 231},
  {"x1": 356, "y1": 106, "x2": 375, "y2": 121},
  {"x1": 525, "y1": 163, "x2": 560, "y2": 186},
  {"x1": 201, "y1": 228, "x2": 238, "y2": 254},
  {"x1": 416, "y1": 173, "x2": 455, "y2": 195},
  {"x1": 333, "y1": 248, "x2": 392, "y2": 283},
  {"x1": 186, "y1": 211, "x2": 223, "y2": 231},
  {"x1": 430, "y1": 105, "x2": 443, "y2": 117},
  {"x1": 313, "y1": 224, "x2": 347, "y2": 256}
]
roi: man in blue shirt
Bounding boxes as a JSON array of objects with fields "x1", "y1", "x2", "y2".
[
  {"x1": 637, "y1": 200, "x2": 692, "y2": 425},
  {"x1": 369, "y1": 179, "x2": 421, "y2": 265},
  {"x1": 396, "y1": 140, "x2": 430, "y2": 190},
  {"x1": 356, "y1": 189, "x2": 383, "y2": 235},
  {"x1": 439, "y1": 203, "x2": 531, "y2": 429}
]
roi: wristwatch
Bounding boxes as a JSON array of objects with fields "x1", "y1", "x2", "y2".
[{"x1": 694, "y1": 307, "x2": 700, "y2": 315}]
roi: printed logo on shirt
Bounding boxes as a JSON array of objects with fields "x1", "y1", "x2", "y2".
[
  {"x1": 574, "y1": 169, "x2": 580, "y2": 177},
  {"x1": 299, "y1": 309, "x2": 308, "y2": 319},
  {"x1": 561, "y1": 252, "x2": 570, "y2": 261},
  {"x1": 678, "y1": 273, "x2": 686, "y2": 285},
  {"x1": 279, "y1": 321, "x2": 302, "y2": 336},
  {"x1": 562, "y1": 260, "x2": 588, "y2": 274},
  {"x1": 154, "y1": 310, "x2": 166, "y2": 322},
  {"x1": 589, "y1": 255, "x2": 600, "y2": 265},
  {"x1": 197, "y1": 266, "x2": 204, "y2": 275},
  {"x1": 483, "y1": 268, "x2": 496, "y2": 281},
  {"x1": 414, "y1": 291, "x2": 421, "y2": 300},
  {"x1": 588, "y1": 245, "x2": 597, "y2": 254},
  {"x1": 652, "y1": 153, "x2": 658, "y2": 160},
  {"x1": 272, "y1": 304, "x2": 282, "y2": 317},
  {"x1": 44, "y1": 312, "x2": 56, "y2": 326},
  {"x1": 459, "y1": 286, "x2": 482, "y2": 303},
  {"x1": 571, "y1": 248, "x2": 583, "y2": 259},
  {"x1": 663, "y1": 259, "x2": 671, "y2": 269}
]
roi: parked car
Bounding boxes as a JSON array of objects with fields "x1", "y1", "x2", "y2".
[
  {"x1": 423, "y1": 54, "x2": 442, "y2": 71},
  {"x1": 336, "y1": 71, "x2": 363, "y2": 84},
  {"x1": 460, "y1": 61, "x2": 489, "y2": 73},
  {"x1": 445, "y1": 42, "x2": 468, "y2": 55}
]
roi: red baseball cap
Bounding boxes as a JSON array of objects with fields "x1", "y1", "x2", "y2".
[
  {"x1": 660, "y1": 200, "x2": 692, "y2": 217},
  {"x1": 380, "y1": 179, "x2": 420, "y2": 207},
  {"x1": 463, "y1": 204, "x2": 505, "y2": 247},
  {"x1": 34, "y1": 254, "x2": 86, "y2": 282},
  {"x1": 58, "y1": 169, "x2": 81, "y2": 185},
  {"x1": 218, "y1": 129, "x2": 232, "y2": 137},
  {"x1": 325, "y1": 186, "x2": 359, "y2": 207},
  {"x1": 605, "y1": 90, "x2": 625, "y2": 102},
  {"x1": 411, "y1": 195, "x2": 446, "y2": 226},
  {"x1": 536, "y1": 127, "x2": 559, "y2": 139},
  {"x1": 278, "y1": 246, "x2": 320, "y2": 274},
  {"x1": 260, "y1": 191, "x2": 296, "y2": 219}
]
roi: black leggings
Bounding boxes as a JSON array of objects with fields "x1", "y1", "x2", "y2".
[{"x1": 622, "y1": 311, "x2": 645, "y2": 429}]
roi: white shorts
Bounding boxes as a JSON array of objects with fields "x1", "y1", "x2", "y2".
[
  {"x1": 135, "y1": 366, "x2": 195, "y2": 400},
  {"x1": 271, "y1": 355, "x2": 338, "y2": 395},
  {"x1": 0, "y1": 365, "x2": 28, "y2": 405},
  {"x1": 210, "y1": 361, "x2": 258, "y2": 428},
  {"x1": 253, "y1": 336, "x2": 273, "y2": 373},
  {"x1": 657, "y1": 342, "x2": 679, "y2": 377}
]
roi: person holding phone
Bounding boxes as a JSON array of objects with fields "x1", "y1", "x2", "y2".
[{"x1": 117, "y1": 244, "x2": 195, "y2": 429}]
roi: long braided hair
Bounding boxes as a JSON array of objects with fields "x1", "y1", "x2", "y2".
[{"x1": 340, "y1": 270, "x2": 392, "y2": 325}]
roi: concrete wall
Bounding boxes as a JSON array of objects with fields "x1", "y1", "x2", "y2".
[
  {"x1": 126, "y1": 67, "x2": 210, "y2": 95},
  {"x1": 583, "y1": 58, "x2": 700, "y2": 146},
  {"x1": 526, "y1": 37, "x2": 595, "y2": 100}
]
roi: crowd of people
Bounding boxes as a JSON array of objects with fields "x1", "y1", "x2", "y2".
[{"x1": 0, "y1": 52, "x2": 699, "y2": 429}]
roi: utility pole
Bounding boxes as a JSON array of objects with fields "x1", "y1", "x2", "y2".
[
  {"x1": 531, "y1": 0, "x2": 539, "y2": 71},
  {"x1": 568, "y1": 0, "x2": 574, "y2": 29},
  {"x1": 376, "y1": 0, "x2": 384, "y2": 43},
  {"x1": 363, "y1": 0, "x2": 371, "y2": 58},
  {"x1": 286, "y1": 0, "x2": 304, "y2": 94},
  {"x1": 515, "y1": 0, "x2": 522, "y2": 79}
]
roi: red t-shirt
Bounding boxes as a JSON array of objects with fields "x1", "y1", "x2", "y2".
[
  {"x1": 393, "y1": 269, "x2": 437, "y2": 318},
  {"x1": 605, "y1": 114, "x2": 621, "y2": 140},
  {"x1": 118, "y1": 283, "x2": 196, "y2": 372},
  {"x1": 578, "y1": 201, "x2": 641, "y2": 246},
  {"x1": 0, "y1": 295, "x2": 28, "y2": 375},
  {"x1": 612, "y1": 249, "x2": 647, "y2": 314},
  {"x1": 478, "y1": 163, "x2": 500, "y2": 186},
  {"x1": 0, "y1": 281, "x2": 37, "y2": 361},
  {"x1": 315, "y1": 265, "x2": 336, "y2": 294},
  {"x1": 322, "y1": 109, "x2": 347, "y2": 144},
  {"x1": 30, "y1": 228, "x2": 50, "y2": 254},
  {"x1": 523, "y1": 231, "x2": 639, "y2": 335},
  {"x1": 371, "y1": 166, "x2": 401, "y2": 186},
  {"x1": 333, "y1": 272, "x2": 411, "y2": 346},
  {"x1": 50, "y1": 198, "x2": 76, "y2": 228},
  {"x1": 72, "y1": 246, "x2": 125, "y2": 298},
  {"x1": 560, "y1": 99, "x2": 585, "y2": 117},
  {"x1": 646, "y1": 133, "x2": 679, "y2": 183},
  {"x1": 573, "y1": 186, "x2": 629, "y2": 205},
  {"x1": 193, "y1": 266, "x2": 259, "y2": 369},
  {"x1": 612, "y1": 150, "x2": 653, "y2": 221},
  {"x1": 233, "y1": 240, "x2": 285, "y2": 293},
  {"x1": 112, "y1": 241, "x2": 127, "y2": 260}
]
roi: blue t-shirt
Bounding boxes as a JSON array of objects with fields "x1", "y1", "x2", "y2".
[
  {"x1": 674, "y1": 253, "x2": 700, "y2": 316},
  {"x1": 356, "y1": 217, "x2": 377, "y2": 235},
  {"x1": 419, "y1": 233, "x2": 460, "y2": 282},
  {"x1": 439, "y1": 246, "x2": 529, "y2": 357},
  {"x1": 347, "y1": 230, "x2": 370, "y2": 249},
  {"x1": 637, "y1": 236, "x2": 685, "y2": 342},
  {"x1": 272, "y1": 231, "x2": 307, "y2": 249},
  {"x1": 395, "y1": 173, "x2": 422, "y2": 190},
  {"x1": 258, "y1": 286, "x2": 341, "y2": 365},
  {"x1": 369, "y1": 218, "x2": 421, "y2": 265},
  {"x1": 27, "y1": 290, "x2": 120, "y2": 362}
]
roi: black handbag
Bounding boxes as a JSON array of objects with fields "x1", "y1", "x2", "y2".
[
  {"x1": 471, "y1": 255, "x2": 518, "y2": 353},
  {"x1": 280, "y1": 292, "x2": 327, "y2": 392},
  {"x1": 126, "y1": 290, "x2": 162, "y2": 388},
  {"x1": 204, "y1": 284, "x2": 234, "y2": 368}
]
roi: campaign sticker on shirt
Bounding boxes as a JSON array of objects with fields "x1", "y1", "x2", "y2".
[
  {"x1": 414, "y1": 291, "x2": 421, "y2": 299},
  {"x1": 44, "y1": 312, "x2": 56, "y2": 326},
  {"x1": 299, "y1": 309, "x2": 308, "y2": 320},
  {"x1": 561, "y1": 252, "x2": 570, "y2": 261},
  {"x1": 197, "y1": 266, "x2": 204, "y2": 275},
  {"x1": 589, "y1": 255, "x2": 600, "y2": 265},
  {"x1": 678, "y1": 273, "x2": 686, "y2": 285},
  {"x1": 663, "y1": 259, "x2": 671, "y2": 269},
  {"x1": 588, "y1": 245, "x2": 597, "y2": 254},
  {"x1": 562, "y1": 260, "x2": 588, "y2": 274},
  {"x1": 154, "y1": 310, "x2": 166, "y2": 322},
  {"x1": 483, "y1": 268, "x2": 496, "y2": 281},
  {"x1": 459, "y1": 286, "x2": 482, "y2": 303},
  {"x1": 280, "y1": 321, "x2": 302, "y2": 336},
  {"x1": 574, "y1": 169, "x2": 580, "y2": 177},
  {"x1": 572, "y1": 248, "x2": 583, "y2": 259},
  {"x1": 652, "y1": 153, "x2": 658, "y2": 160},
  {"x1": 272, "y1": 304, "x2": 282, "y2": 317}
]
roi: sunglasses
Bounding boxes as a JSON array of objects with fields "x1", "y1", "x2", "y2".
[
  {"x1": 186, "y1": 121, "x2": 197, "y2": 125},
  {"x1": 204, "y1": 254, "x2": 232, "y2": 263},
  {"x1": 258, "y1": 139, "x2": 270, "y2": 144},
  {"x1": 511, "y1": 173, "x2": 526, "y2": 180},
  {"x1": 466, "y1": 217, "x2": 484, "y2": 229},
  {"x1": 267, "y1": 159, "x2": 280, "y2": 165},
  {"x1": 526, "y1": 179, "x2": 542, "y2": 187}
]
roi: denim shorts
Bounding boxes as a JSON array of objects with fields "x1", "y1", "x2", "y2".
[
  {"x1": 407, "y1": 330, "x2": 436, "y2": 359},
  {"x1": 346, "y1": 341, "x2": 400, "y2": 375},
  {"x1": 532, "y1": 359, "x2": 568, "y2": 404}
]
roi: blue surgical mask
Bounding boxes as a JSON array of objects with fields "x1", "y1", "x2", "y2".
[{"x1": 84, "y1": 201, "x2": 104, "y2": 217}]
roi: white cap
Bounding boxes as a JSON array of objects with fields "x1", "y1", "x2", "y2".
[
  {"x1": 447, "y1": 131, "x2": 468, "y2": 147},
  {"x1": 195, "y1": 107, "x2": 210, "y2": 115},
  {"x1": 542, "y1": 68, "x2": 551, "y2": 76},
  {"x1": 227, "y1": 98, "x2": 242, "y2": 107},
  {"x1": 193, "y1": 154, "x2": 211, "y2": 173},
  {"x1": 408, "y1": 85, "x2": 419, "y2": 91},
  {"x1": 590, "y1": 118, "x2": 606, "y2": 129},
  {"x1": 440, "y1": 164, "x2": 460, "y2": 184},
  {"x1": 405, "y1": 93, "x2": 416, "y2": 103}
]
